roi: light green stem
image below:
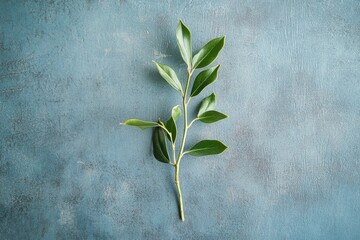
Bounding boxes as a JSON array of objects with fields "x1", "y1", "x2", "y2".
[
  {"x1": 178, "y1": 98, "x2": 188, "y2": 163},
  {"x1": 175, "y1": 164, "x2": 184, "y2": 221},
  {"x1": 172, "y1": 143, "x2": 176, "y2": 165},
  {"x1": 174, "y1": 70, "x2": 192, "y2": 222}
]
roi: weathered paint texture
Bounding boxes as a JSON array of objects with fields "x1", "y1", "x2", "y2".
[{"x1": 1, "y1": 0, "x2": 360, "y2": 239}]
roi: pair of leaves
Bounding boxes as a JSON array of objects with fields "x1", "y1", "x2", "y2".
[
  {"x1": 152, "y1": 135, "x2": 227, "y2": 159},
  {"x1": 156, "y1": 106, "x2": 181, "y2": 163},
  {"x1": 154, "y1": 60, "x2": 221, "y2": 97},
  {"x1": 122, "y1": 118, "x2": 171, "y2": 164},
  {"x1": 122, "y1": 106, "x2": 181, "y2": 164},
  {"x1": 186, "y1": 92, "x2": 228, "y2": 156},
  {"x1": 198, "y1": 93, "x2": 216, "y2": 115},
  {"x1": 121, "y1": 119, "x2": 170, "y2": 163},
  {"x1": 195, "y1": 93, "x2": 228, "y2": 124},
  {"x1": 177, "y1": 20, "x2": 225, "y2": 70},
  {"x1": 154, "y1": 21, "x2": 224, "y2": 94},
  {"x1": 165, "y1": 105, "x2": 181, "y2": 142},
  {"x1": 154, "y1": 133, "x2": 227, "y2": 161},
  {"x1": 121, "y1": 118, "x2": 227, "y2": 160}
]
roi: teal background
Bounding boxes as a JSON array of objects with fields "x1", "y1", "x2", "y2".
[{"x1": 1, "y1": 0, "x2": 360, "y2": 239}]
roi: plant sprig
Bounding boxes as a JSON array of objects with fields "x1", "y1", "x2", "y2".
[{"x1": 121, "y1": 20, "x2": 227, "y2": 221}]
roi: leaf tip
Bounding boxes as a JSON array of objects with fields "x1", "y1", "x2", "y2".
[
  {"x1": 221, "y1": 36, "x2": 226, "y2": 46},
  {"x1": 179, "y1": 19, "x2": 189, "y2": 28},
  {"x1": 218, "y1": 140, "x2": 228, "y2": 150}
]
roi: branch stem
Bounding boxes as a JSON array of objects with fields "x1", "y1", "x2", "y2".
[
  {"x1": 173, "y1": 69, "x2": 192, "y2": 221},
  {"x1": 175, "y1": 164, "x2": 184, "y2": 221}
]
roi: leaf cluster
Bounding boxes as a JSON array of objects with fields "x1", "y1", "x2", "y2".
[
  {"x1": 122, "y1": 20, "x2": 227, "y2": 163},
  {"x1": 121, "y1": 20, "x2": 228, "y2": 221}
]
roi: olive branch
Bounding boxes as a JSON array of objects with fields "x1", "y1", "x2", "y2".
[{"x1": 121, "y1": 20, "x2": 227, "y2": 221}]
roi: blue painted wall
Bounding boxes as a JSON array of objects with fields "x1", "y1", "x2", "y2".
[{"x1": 1, "y1": 0, "x2": 360, "y2": 239}]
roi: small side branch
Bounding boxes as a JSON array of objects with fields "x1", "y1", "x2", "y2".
[{"x1": 188, "y1": 118, "x2": 198, "y2": 128}]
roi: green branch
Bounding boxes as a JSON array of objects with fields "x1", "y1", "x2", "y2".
[{"x1": 121, "y1": 20, "x2": 227, "y2": 221}]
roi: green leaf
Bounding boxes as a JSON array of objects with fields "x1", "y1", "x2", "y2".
[
  {"x1": 152, "y1": 127, "x2": 170, "y2": 163},
  {"x1": 190, "y1": 65, "x2": 220, "y2": 97},
  {"x1": 171, "y1": 105, "x2": 181, "y2": 121},
  {"x1": 153, "y1": 61, "x2": 183, "y2": 93},
  {"x1": 166, "y1": 119, "x2": 176, "y2": 142},
  {"x1": 165, "y1": 105, "x2": 182, "y2": 142},
  {"x1": 121, "y1": 119, "x2": 158, "y2": 130},
  {"x1": 198, "y1": 93, "x2": 216, "y2": 116},
  {"x1": 187, "y1": 140, "x2": 227, "y2": 156},
  {"x1": 198, "y1": 110, "x2": 228, "y2": 123},
  {"x1": 176, "y1": 20, "x2": 192, "y2": 68},
  {"x1": 192, "y1": 36, "x2": 225, "y2": 69}
]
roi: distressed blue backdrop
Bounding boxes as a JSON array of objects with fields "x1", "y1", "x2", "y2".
[{"x1": 1, "y1": 0, "x2": 360, "y2": 239}]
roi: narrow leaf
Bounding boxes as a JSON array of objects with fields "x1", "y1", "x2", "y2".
[
  {"x1": 198, "y1": 110, "x2": 228, "y2": 123},
  {"x1": 176, "y1": 20, "x2": 192, "y2": 68},
  {"x1": 192, "y1": 36, "x2": 225, "y2": 69},
  {"x1": 190, "y1": 65, "x2": 220, "y2": 97},
  {"x1": 165, "y1": 105, "x2": 182, "y2": 142},
  {"x1": 153, "y1": 61, "x2": 183, "y2": 93},
  {"x1": 198, "y1": 93, "x2": 216, "y2": 116},
  {"x1": 187, "y1": 140, "x2": 227, "y2": 156},
  {"x1": 121, "y1": 119, "x2": 158, "y2": 130},
  {"x1": 152, "y1": 127, "x2": 170, "y2": 163}
]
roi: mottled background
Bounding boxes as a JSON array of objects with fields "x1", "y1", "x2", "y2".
[{"x1": 1, "y1": 0, "x2": 360, "y2": 239}]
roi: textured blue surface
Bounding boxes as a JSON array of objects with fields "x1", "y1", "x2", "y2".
[{"x1": 1, "y1": 0, "x2": 360, "y2": 239}]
